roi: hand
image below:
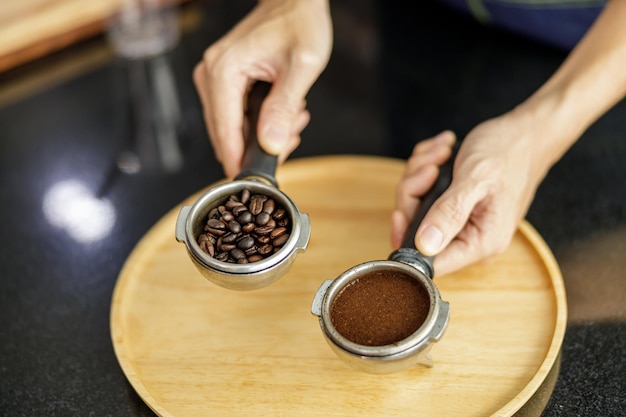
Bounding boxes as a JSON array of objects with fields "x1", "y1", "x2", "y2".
[
  {"x1": 193, "y1": 0, "x2": 332, "y2": 178},
  {"x1": 391, "y1": 115, "x2": 551, "y2": 277}
]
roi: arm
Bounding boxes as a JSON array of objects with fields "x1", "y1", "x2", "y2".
[
  {"x1": 193, "y1": 0, "x2": 333, "y2": 178},
  {"x1": 393, "y1": 0, "x2": 626, "y2": 276}
]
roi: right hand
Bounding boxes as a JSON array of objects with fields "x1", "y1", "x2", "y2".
[
  {"x1": 193, "y1": 0, "x2": 333, "y2": 178},
  {"x1": 391, "y1": 113, "x2": 554, "y2": 277}
]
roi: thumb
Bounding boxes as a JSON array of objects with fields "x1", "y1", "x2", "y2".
[
  {"x1": 257, "y1": 83, "x2": 305, "y2": 155},
  {"x1": 257, "y1": 63, "x2": 319, "y2": 154},
  {"x1": 415, "y1": 181, "x2": 479, "y2": 256}
]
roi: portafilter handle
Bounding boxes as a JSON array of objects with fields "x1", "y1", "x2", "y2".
[
  {"x1": 388, "y1": 145, "x2": 457, "y2": 278},
  {"x1": 235, "y1": 81, "x2": 279, "y2": 187}
]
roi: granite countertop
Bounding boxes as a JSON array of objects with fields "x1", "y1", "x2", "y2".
[{"x1": 0, "y1": 0, "x2": 624, "y2": 416}]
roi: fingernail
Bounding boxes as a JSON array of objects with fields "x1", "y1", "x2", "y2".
[
  {"x1": 434, "y1": 130, "x2": 455, "y2": 144},
  {"x1": 262, "y1": 125, "x2": 289, "y2": 154},
  {"x1": 418, "y1": 224, "x2": 444, "y2": 255}
]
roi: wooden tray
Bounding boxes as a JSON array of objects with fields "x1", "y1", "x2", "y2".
[{"x1": 110, "y1": 155, "x2": 567, "y2": 417}]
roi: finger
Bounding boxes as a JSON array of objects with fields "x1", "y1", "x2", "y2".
[
  {"x1": 395, "y1": 164, "x2": 440, "y2": 218},
  {"x1": 193, "y1": 63, "x2": 219, "y2": 159},
  {"x1": 207, "y1": 74, "x2": 250, "y2": 179},
  {"x1": 276, "y1": 108, "x2": 310, "y2": 164},
  {"x1": 431, "y1": 220, "x2": 503, "y2": 277},
  {"x1": 410, "y1": 130, "x2": 456, "y2": 158},
  {"x1": 414, "y1": 178, "x2": 486, "y2": 257},
  {"x1": 402, "y1": 131, "x2": 455, "y2": 182},
  {"x1": 390, "y1": 209, "x2": 408, "y2": 249},
  {"x1": 432, "y1": 234, "x2": 475, "y2": 277},
  {"x1": 257, "y1": 63, "x2": 320, "y2": 155}
]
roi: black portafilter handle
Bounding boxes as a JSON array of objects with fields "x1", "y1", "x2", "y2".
[
  {"x1": 235, "y1": 81, "x2": 279, "y2": 187},
  {"x1": 388, "y1": 146, "x2": 457, "y2": 278}
]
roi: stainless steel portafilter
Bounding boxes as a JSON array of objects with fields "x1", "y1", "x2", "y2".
[
  {"x1": 312, "y1": 151, "x2": 455, "y2": 373},
  {"x1": 176, "y1": 81, "x2": 310, "y2": 291}
]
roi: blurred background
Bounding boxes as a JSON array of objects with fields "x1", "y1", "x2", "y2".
[{"x1": 0, "y1": 0, "x2": 624, "y2": 416}]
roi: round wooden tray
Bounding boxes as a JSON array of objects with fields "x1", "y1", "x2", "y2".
[{"x1": 110, "y1": 155, "x2": 567, "y2": 417}]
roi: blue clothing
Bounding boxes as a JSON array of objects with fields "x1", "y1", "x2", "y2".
[{"x1": 437, "y1": 0, "x2": 606, "y2": 50}]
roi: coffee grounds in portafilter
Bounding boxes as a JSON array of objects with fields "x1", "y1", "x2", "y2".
[
  {"x1": 196, "y1": 188, "x2": 291, "y2": 264},
  {"x1": 330, "y1": 270, "x2": 430, "y2": 346}
]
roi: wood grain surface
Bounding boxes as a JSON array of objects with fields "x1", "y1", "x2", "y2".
[
  {"x1": 0, "y1": 0, "x2": 188, "y2": 72},
  {"x1": 110, "y1": 155, "x2": 567, "y2": 417}
]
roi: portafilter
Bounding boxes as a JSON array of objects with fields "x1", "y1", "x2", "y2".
[
  {"x1": 176, "y1": 81, "x2": 310, "y2": 291},
  {"x1": 311, "y1": 150, "x2": 455, "y2": 373}
]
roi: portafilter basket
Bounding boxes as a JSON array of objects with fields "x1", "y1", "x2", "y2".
[
  {"x1": 311, "y1": 150, "x2": 455, "y2": 373},
  {"x1": 175, "y1": 81, "x2": 310, "y2": 291}
]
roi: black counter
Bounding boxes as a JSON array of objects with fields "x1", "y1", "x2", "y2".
[{"x1": 1, "y1": 1, "x2": 624, "y2": 416}]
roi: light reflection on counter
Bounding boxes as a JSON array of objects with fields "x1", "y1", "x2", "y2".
[{"x1": 42, "y1": 179, "x2": 116, "y2": 244}]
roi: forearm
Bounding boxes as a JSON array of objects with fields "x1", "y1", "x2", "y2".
[{"x1": 511, "y1": 0, "x2": 626, "y2": 171}]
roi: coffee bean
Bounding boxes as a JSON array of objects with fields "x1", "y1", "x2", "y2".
[
  {"x1": 232, "y1": 205, "x2": 248, "y2": 216},
  {"x1": 270, "y1": 226, "x2": 287, "y2": 239},
  {"x1": 225, "y1": 200, "x2": 243, "y2": 210},
  {"x1": 221, "y1": 232, "x2": 238, "y2": 244},
  {"x1": 208, "y1": 207, "x2": 220, "y2": 220},
  {"x1": 255, "y1": 212, "x2": 271, "y2": 226},
  {"x1": 220, "y1": 243, "x2": 236, "y2": 252},
  {"x1": 254, "y1": 225, "x2": 273, "y2": 236},
  {"x1": 196, "y1": 188, "x2": 293, "y2": 264},
  {"x1": 236, "y1": 211, "x2": 253, "y2": 224},
  {"x1": 228, "y1": 220, "x2": 241, "y2": 234},
  {"x1": 237, "y1": 236, "x2": 255, "y2": 250},
  {"x1": 240, "y1": 189, "x2": 251, "y2": 204},
  {"x1": 258, "y1": 244, "x2": 273, "y2": 255},
  {"x1": 230, "y1": 248, "x2": 246, "y2": 261},
  {"x1": 273, "y1": 208, "x2": 286, "y2": 220},
  {"x1": 263, "y1": 199, "x2": 275, "y2": 214},
  {"x1": 272, "y1": 233, "x2": 289, "y2": 247},
  {"x1": 242, "y1": 222, "x2": 255, "y2": 233},
  {"x1": 249, "y1": 195, "x2": 267, "y2": 215}
]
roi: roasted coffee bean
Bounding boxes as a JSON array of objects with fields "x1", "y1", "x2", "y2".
[
  {"x1": 208, "y1": 207, "x2": 220, "y2": 220},
  {"x1": 245, "y1": 246, "x2": 258, "y2": 256},
  {"x1": 263, "y1": 199, "x2": 275, "y2": 214},
  {"x1": 270, "y1": 226, "x2": 287, "y2": 239},
  {"x1": 273, "y1": 208, "x2": 286, "y2": 220},
  {"x1": 221, "y1": 232, "x2": 238, "y2": 244},
  {"x1": 237, "y1": 211, "x2": 253, "y2": 224},
  {"x1": 253, "y1": 225, "x2": 273, "y2": 236},
  {"x1": 228, "y1": 220, "x2": 241, "y2": 234},
  {"x1": 225, "y1": 200, "x2": 243, "y2": 210},
  {"x1": 255, "y1": 212, "x2": 271, "y2": 226},
  {"x1": 230, "y1": 248, "x2": 246, "y2": 261},
  {"x1": 196, "y1": 188, "x2": 292, "y2": 263},
  {"x1": 237, "y1": 236, "x2": 255, "y2": 250},
  {"x1": 220, "y1": 243, "x2": 236, "y2": 252},
  {"x1": 258, "y1": 244, "x2": 273, "y2": 255},
  {"x1": 273, "y1": 233, "x2": 289, "y2": 247},
  {"x1": 232, "y1": 205, "x2": 248, "y2": 216},
  {"x1": 207, "y1": 218, "x2": 226, "y2": 230},
  {"x1": 240, "y1": 188, "x2": 250, "y2": 204},
  {"x1": 215, "y1": 252, "x2": 229, "y2": 262},
  {"x1": 249, "y1": 195, "x2": 267, "y2": 215}
]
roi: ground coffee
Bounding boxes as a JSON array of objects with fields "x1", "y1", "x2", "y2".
[
  {"x1": 330, "y1": 270, "x2": 430, "y2": 346},
  {"x1": 196, "y1": 188, "x2": 290, "y2": 263}
]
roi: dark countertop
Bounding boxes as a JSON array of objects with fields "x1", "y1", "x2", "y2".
[{"x1": 0, "y1": 0, "x2": 624, "y2": 416}]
